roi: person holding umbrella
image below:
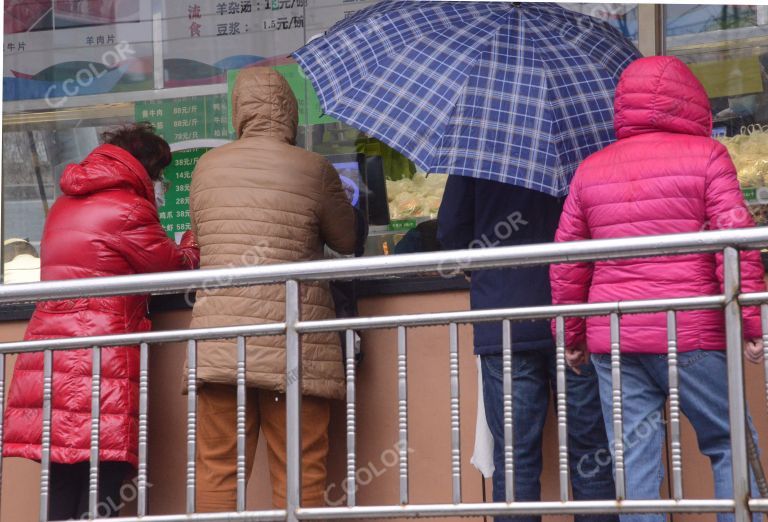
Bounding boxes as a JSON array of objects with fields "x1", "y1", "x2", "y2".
[
  {"x1": 294, "y1": 2, "x2": 640, "y2": 517},
  {"x1": 550, "y1": 56, "x2": 764, "y2": 521},
  {"x1": 438, "y1": 178, "x2": 617, "y2": 520}
]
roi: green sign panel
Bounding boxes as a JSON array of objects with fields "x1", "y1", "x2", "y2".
[
  {"x1": 157, "y1": 148, "x2": 208, "y2": 240},
  {"x1": 135, "y1": 95, "x2": 235, "y2": 143},
  {"x1": 388, "y1": 219, "x2": 418, "y2": 232},
  {"x1": 135, "y1": 96, "x2": 234, "y2": 239}
]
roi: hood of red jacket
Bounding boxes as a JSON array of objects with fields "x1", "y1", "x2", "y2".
[
  {"x1": 60, "y1": 143, "x2": 154, "y2": 203},
  {"x1": 614, "y1": 55, "x2": 712, "y2": 140}
]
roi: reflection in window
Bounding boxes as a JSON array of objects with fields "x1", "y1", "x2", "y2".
[
  {"x1": 666, "y1": 5, "x2": 759, "y2": 36},
  {"x1": 2, "y1": 124, "x2": 114, "y2": 282},
  {"x1": 560, "y1": 3, "x2": 639, "y2": 41},
  {"x1": 667, "y1": 5, "x2": 768, "y2": 225}
]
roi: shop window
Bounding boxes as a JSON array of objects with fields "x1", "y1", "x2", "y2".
[
  {"x1": 562, "y1": 3, "x2": 639, "y2": 42},
  {"x1": 1, "y1": 1, "x2": 659, "y2": 282},
  {"x1": 666, "y1": 5, "x2": 768, "y2": 225}
]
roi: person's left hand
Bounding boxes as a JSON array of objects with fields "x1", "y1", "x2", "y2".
[
  {"x1": 745, "y1": 338, "x2": 765, "y2": 364},
  {"x1": 566, "y1": 342, "x2": 589, "y2": 374}
]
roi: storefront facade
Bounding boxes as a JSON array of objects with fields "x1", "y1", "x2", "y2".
[
  {"x1": 2, "y1": 3, "x2": 768, "y2": 274},
  {"x1": 1, "y1": 2, "x2": 768, "y2": 521}
]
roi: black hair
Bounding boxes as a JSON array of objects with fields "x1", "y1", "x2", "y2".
[{"x1": 101, "y1": 122, "x2": 172, "y2": 180}]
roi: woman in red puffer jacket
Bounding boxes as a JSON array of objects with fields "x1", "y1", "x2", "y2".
[
  {"x1": 3, "y1": 123, "x2": 199, "y2": 519},
  {"x1": 550, "y1": 56, "x2": 764, "y2": 521}
]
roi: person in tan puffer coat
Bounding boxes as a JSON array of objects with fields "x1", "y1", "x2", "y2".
[{"x1": 188, "y1": 66, "x2": 356, "y2": 511}]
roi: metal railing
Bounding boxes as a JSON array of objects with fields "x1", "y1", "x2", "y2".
[{"x1": 1, "y1": 227, "x2": 768, "y2": 521}]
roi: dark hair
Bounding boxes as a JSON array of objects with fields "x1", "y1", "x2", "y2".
[{"x1": 101, "y1": 122, "x2": 172, "y2": 180}]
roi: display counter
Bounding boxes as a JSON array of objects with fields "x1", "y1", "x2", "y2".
[{"x1": 2, "y1": 286, "x2": 768, "y2": 522}]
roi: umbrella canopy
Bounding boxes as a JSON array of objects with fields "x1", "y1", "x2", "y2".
[{"x1": 294, "y1": 1, "x2": 641, "y2": 197}]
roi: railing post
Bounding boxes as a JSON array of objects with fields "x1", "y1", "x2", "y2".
[
  {"x1": 667, "y1": 311, "x2": 684, "y2": 501},
  {"x1": 88, "y1": 346, "x2": 101, "y2": 518},
  {"x1": 345, "y1": 329, "x2": 357, "y2": 507},
  {"x1": 610, "y1": 313, "x2": 626, "y2": 501},
  {"x1": 555, "y1": 316, "x2": 570, "y2": 503},
  {"x1": 286, "y1": 280, "x2": 302, "y2": 522},
  {"x1": 398, "y1": 326, "x2": 409, "y2": 505},
  {"x1": 502, "y1": 319, "x2": 514, "y2": 503},
  {"x1": 137, "y1": 343, "x2": 150, "y2": 517},
  {"x1": 449, "y1": 323, "x2": 461, "y2": 504},
  {"x1": 723, "y1": 247, "x2": 751, "y2": 522},
  {"x1": 186, "y1": 340, "x2": 197, "y2": 514},
  {"x1": 236, "y1": 336, "x2": 248, "y2": 512},
  {"x1": 0, "y1": 353, "x2": 5, "y2": 513},
  {"x1": 39, "y1": 350, "x2": 53, "y2": 522}
]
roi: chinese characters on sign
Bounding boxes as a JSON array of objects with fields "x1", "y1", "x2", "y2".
[
  {"x1": 85, "y1": 34, "x2": 117, "y2": 46},
  {"x1": 6, "y1": 41, "x2": 25, "y2": 53},
  {"x1": 135, "y1": 95, "x2": 236, "y2": 143},
  {"x1": 156, "y1": 148, "x2": 208, "y2": 239},
  {"x1": 164, "y1": 0, "x2": 307, "y2": 86},
  {"x1": 135, "y1": 96, "x2": 235, "y2": 237}
]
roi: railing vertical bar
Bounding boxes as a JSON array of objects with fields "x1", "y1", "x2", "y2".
[
  {"x1": 724, "y1": 247, "x2": 751, "y2": 522},
  {"x1": 449, "y1": 323, "x2": 461, "y2": 504},
  {"x1": 762, "y1": 304, "x2": 768, "y2": 421},
  {"x1": 610, "y1": 313, "x2": 626, "y2": 500},
  {"x1": 186, "y1": 339, "x2": 197, "y2": 514},
  {"x1": 39, "y1": 349, "x2": 53, "y2": 522},
  {"x1": 555, "y1": 316, "x2": 569, "y2": 503},
  {"x1": 137, "y1": 342, "x2": 149, "y2": 517},
  {"x1": 397, "y1": 325, "x2": 409, "y2": 506},
  {"x1": 667, "y1": 311, "x2": 684, "y2": 501},
  {"x1": 0, "y1": 353, "x2": 4, "y2": 507},
  {"x1": 502, "y1": 319, "x2": 514, "y2": 503},
  {"x1": 760, "y1": 305, "x2": 768, "y2": 498},
  {"x1": 236, "y1": 336, "x2": 247, "y2": 512},
  {"x1": 88, "y1": 346, "x2": 101, "y2": 518},
  {"x1": 285, "y1": 280, "x2": 302, "y2": 522},
  {"x1": 345, "y1": 329, "x2": 357, "y2": 508}
]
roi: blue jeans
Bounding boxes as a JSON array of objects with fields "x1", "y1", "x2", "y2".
[
  {"x1": 592, "y1": 350, "x2": 760, "y2": 522},
  {"x1": 482, "y1": 349, "x2": 618, "y2": 522}
]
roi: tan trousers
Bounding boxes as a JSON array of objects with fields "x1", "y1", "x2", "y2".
[{"x1": 195, "y1": 383, "x2": 330, "y2": 511}]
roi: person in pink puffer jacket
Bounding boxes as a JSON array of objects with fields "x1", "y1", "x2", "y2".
[{"x1": 550, "y1": 56, "x2": 764, "y2": 522}]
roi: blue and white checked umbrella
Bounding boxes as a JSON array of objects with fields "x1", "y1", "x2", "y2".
[{"x1": 293, "y1": 1, "x2": 641, "y2": 197}]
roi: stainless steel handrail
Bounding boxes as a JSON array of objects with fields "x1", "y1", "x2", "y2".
[
  {"x1": 1, "y1": 228, "x2": 766, "y2": 522},
  {"x1": 0, "y1": 227, "x2": 765, "y2": 304}
]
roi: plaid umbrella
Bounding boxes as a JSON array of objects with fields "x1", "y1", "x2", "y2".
[{"x1": 293, "y1": 1, "x2": 641, "y2": 197}]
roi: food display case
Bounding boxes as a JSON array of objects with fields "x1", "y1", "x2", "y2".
[
  {"x1": 667, "y1": 5, "x2": 768, "y2": 226},
  {"x1": 308, "y1": 122, "x2": 447, "y2": 256},
  {"x1": 717, "y1": 130, "x2": 768, "y2": 225}
]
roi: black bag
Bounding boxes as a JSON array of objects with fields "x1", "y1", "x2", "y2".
[{"x1": 330, "y1": 206, "x2": 368, "y2": 365}]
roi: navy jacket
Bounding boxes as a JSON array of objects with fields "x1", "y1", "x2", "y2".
[{"x1": 437, "y1": 176, "x2": 564, "y2": 355}]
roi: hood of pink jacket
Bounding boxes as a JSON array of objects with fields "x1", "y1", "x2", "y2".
[
  {"x1": 614, "y1": 55, "x2": 713, "y2": 140},
  {"x1": 550, "y1": 55, "x2": 766, "y2": 355}
]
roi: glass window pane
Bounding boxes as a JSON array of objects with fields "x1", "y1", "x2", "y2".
[
  {"x1": 666, "y1": 4, "x2": 768, "y2": 224},
  {"x1": 3, "y1": 111, "x2": 132, "y2": 283},
  {"x1": 561, "y1": 3, "x2": 639, "y2": 42},
  {"x1": 4, "y1": 0, "x2": 154, "y2": 103}
]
